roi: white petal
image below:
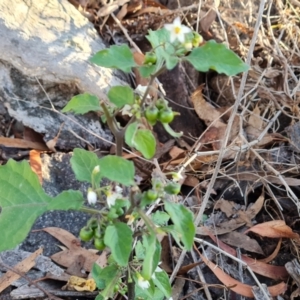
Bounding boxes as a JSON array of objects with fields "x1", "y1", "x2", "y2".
[
  {"x1": 115, "y1": 186, "x2": 123, "y2": 194},
  {"x1": 164, "y1": 23, "x2": 174, "y2": 31},
  {"x1": 177, "y1": 33, "x2": 186, "y2": 43},
  {"x1": 87, "y1": 190, "x2": 97, "y2": 205},
  {"x1": 169, "y1": 32, "x2": 177, "y2": 43},
  {"x1": 173, "y1": 17, "x2": 181, "y2": 26},
  {"x1": 181, "y1": 25, "x2": 191, "y2": 34}
]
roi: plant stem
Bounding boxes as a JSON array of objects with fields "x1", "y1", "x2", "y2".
[
  {"x1": 127, "y1": 256, "x2": 135, "y2": 300},
  {"x1": 79, "y1": 206, "x2": 101, "y2": 214}
]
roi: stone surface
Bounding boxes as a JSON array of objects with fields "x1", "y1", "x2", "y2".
[{"x1": 0, "y1": 0, "x2": 129, "y2": 149}]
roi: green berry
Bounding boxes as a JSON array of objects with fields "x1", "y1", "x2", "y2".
[
  {"x1": 79, "y1": 226, "x2": 94, "y2": 242},
  {"x1": 144, "y1": 52, "x2": 157, "y2": 65},
  {"x1": 145, "y1": 106, "x2": 159, "y2": 123},
  {"x1": 164, "y1": 182, "x2": 181, "y2": 195},
  {"x1": 146, "y1": 189, "x2": 158, "y2": 201},
  {"x1": 155, "y1": 99, "x2": 167, "y2": 110},
  {"x1": 158, "y1": 108, "x2": 175, "y2": 124},
  {"x1": 94, "y1": 238, "x2": 106, "y2": 251}
]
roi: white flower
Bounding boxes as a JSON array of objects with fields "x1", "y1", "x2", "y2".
[
  {"x1": 137, "y1": 273, "x2": 150, "y2": 290},
  {"x1": 87, "y1": 189, "x2": 97, "y2": 205},
  {"x1": 115, "y1": 186, "x2": 123, "y2": 194},
  {"x1": 106, "y1": 187, "x2": 123, "y2": 208},
  {"x1": 164, "y1": 17, "x2": 191, "y2": 43}
]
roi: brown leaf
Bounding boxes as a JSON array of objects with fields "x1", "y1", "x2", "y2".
[
  {"x1": 191, "y1": 85, "x2": 224, "y2": 125},
  {"x1": 200, "y1": 8, "x2": 217, "y2": 32},
  {"x1": 219, "y1": 232, "x2": 264, "y2": 255},
  {"x1": 29, "y1": 150, "x2": 43, "y2": 184},
  {"x1": 197, "y1": 220, "x2": 245, "y2": 236},
  {"x1": 199, "y1": 253, "x2": 253, "y2": 297},
  {"x1": 40, "y1": 227, "x2": 99, "y2": 272},
  {"x1": 205, "y1": 229, "x2": 289, "y2": 280},
  {"x1": 0, "y1": 136, "x2": 48, "y2": 150},
  {"x1": 245, "y1": 220, "x2": 299, "y2": 239},
  {"x1": 0, "y1": 248, "x2": 43, "y2": 293},
  {"x1": 245, "y1": 194, "x2": 264, "y2": 219},
  {"x1": 177, "y1": 262, "x2": 202, "y2": 275},
  {"x1": 214, "y1": 199, "x2": 236, "y2": 218},
  {"x1": 183, "y1": 175, "x2": 199, "y2": 188},
  {"x1": 248, "y1": 105, "x2": 264, "y2": 129}
]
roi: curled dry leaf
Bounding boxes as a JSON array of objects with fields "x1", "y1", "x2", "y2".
[
  {"x1": 199, "y1": 253, "x2": 287, "y2": 298},
  {"x1": 245, "y1": 220, "x2": 299, "y2": 239},
  {"x1": 205, "y1": 228, "x2": 289, "y2": 280},
  {"x1": 41, "y1": 227, "x2": 99, "y2": 272}
]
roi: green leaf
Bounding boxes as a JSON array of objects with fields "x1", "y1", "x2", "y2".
[
  {"x1": 164, "y1": 201, "x2": 195, "y2": 250},
  {"x1": 47, "y1": 190, "x2": 84, "y2": 210},
  {"x1": 184, "y1": 40, "x2": 249, "y2": 76},
  {"x1": 135, "y1": 279, "x2": 155, "y2": 299},
  {"x1": 139, "y1": 64, "x2": 156, "y2": 78},
  {"x1": 0, "y1": 160, "x2": 84, "y2": 252},
  {"x1": 142, "y1": 235, "x2": 161, "y2": 280},
  {"x1": 125, "y1": 122, "x2": 138, "y2": 148},
  {"x1": 133, "y1": 129, "x2": 156, "y2": 159},
  {"x1": 135, "y1": 241, "x2": 145, "y2": 260},
  {"x1": 108, "y1": 86, "x2": 134, "y2": 108},
  {"x1": 135, "y1": 283, "x2": 164, "y2": 300},
  {"x1": 91, "y1": 264, "x2": 106, "y2": 289},
  {"x1": 146, "y1": 29, "x2": 179, "y2": 70},
  {"x1": 151, "y1": 211, "x2": 170, "y2": 226},
  {"x1": 90, "y1": 44, "x2": 137, "y2": 73},
  {"x1": 153, "y1": 270, "x2": 172, "y2": 299},
  {"x1": 104, "y1": 222, "x2": 133, "y2": 266},
  {"x1": 62, "y1": 93, "x2": 101, "y2": 114},
  {"x1": 125, "y1": 123, "x2": 156, "y2": 159},
  {"x1": 70, "y1": 148, "x2": 101, "y2": 183},
  {"x1": 91, "y1": 263, "x2": 119, "y2": 291},
  {"x1": 99, "y1": 155, "x2": 135, "y2": 186}
]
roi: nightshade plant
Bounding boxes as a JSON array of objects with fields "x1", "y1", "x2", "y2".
[{"x1": 0, "y1": 17, "x2": 248, "y2": 300}]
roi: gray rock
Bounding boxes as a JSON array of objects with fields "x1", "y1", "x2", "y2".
[{"x1": 0, "y1": 0, "x2": 129, "y2": 149}]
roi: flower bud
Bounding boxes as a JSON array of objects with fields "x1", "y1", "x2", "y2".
[
  {"x1": 87, "y1": 189, "x2": 97, "y2": 205},
  {"x1": 92, "y1": 165, "x2": 100, "y2": 175}
]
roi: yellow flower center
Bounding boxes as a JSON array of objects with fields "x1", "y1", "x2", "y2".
[{"x1": 174, "y1": 26, "x2": 181, "y2": 34}]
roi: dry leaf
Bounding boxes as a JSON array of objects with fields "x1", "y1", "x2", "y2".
[
  {"x1": 245, "y1": 220, "x2": 299, "y2": 239},
  {"x1": 246, "y1": 194, "x2": 264, "y2": 219},
  {"x1": 248, "y1": 105, "x2": 264, "y2": 129},
  {"x1": 29, "y1": 150, "x2": 43, "y2": 184},
  {"x1": 214, "y1": 199, "x2": 237, "y2": 218},
  {"x1": 40, "y1": 227, "x2": 99, "y2": 272},
  {"x1": 199, "y1": 253, "x2": 287, "y2": 297},
  {"x1": 62, "y1": 276, "x2": 96, "y2": 291},
  {"x1": 219, "y1": 231, "x2": 264, "y2": 255},
  {"x1": 205, "y1": 229, "x2": 289, "y2": 280},
  {"x1": 0, "y1": 137, "x2": 48, "y2": 150},
  {"x1": 0, "y1": 248, "x2": 43, "y2": 293}
]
